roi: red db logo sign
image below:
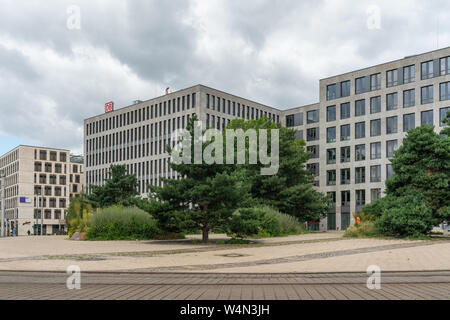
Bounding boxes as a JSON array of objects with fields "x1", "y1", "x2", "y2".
[{"x1": 105, "y1": 101, "x2": 114, "y2": 113}]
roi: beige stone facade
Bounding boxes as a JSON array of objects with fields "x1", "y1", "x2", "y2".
[
  {"x1": 0, "y1": 146, "x2": 84, "y2": 236},
  {"x1": 84, "y1": 47, "x2": 450, "y2": 231}
]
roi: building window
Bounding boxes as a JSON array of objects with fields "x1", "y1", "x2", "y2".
[
  {"x1": 341, "y1": 146, "x2": 351, "y2": 163},
  {"x1": 370, "y1": 142, "x2": 381, "y2": 160},
  {"x1": 386, "y1": 116, "x2": 398, "y2": 134},
  {"x1": 355, "y1": 77, "x2": 366, "y2": 94},
  {"x1": 341, "y1": 191, "x2": 351, "y2": 207},
  {"x1": 340, "y1": 102, "x2": 350, "y2": 119},
  {"x1": 356, "y1": 190, "x2": 366, "y2": 207},
  {"x1": 421, "y1": 110, "x2": 433, "y2": 126},
  {"x1": 371, "y1": 188, "x2": 382, "y2": 201},
  {"x1": 327, "y1": 106, "x2": 336, "y2": 122},
  {"x1": 370, "y1": 165, "x2": 381, "y2": 182},
  {"x1": 355, "y1": 144, "x2": 366, "y2": 161},
  {"x1": 340, "y1": 124, "x2": 350, "y2": 141},
  {"x1": 355, "y1": 99, "x2": 365, "y2": 116},
  {"x1": 286, "y1": 113, "x2": 303, "y2": 127},
  {"x1": 327, "y1": 148, "x2": 336, "y2": 164},
  {"x1": 370, "y1": 96, "x2": 381, "y2": 114},
  {"x1": 386, "y1": 164, "x2": 394, "y2": 179},
  {"x1": 403, "y1": 65, "x2": 415, "y2": 83},
  {"x1": 386, "y1": 69, "x2": 398, "y2": 87},
  {"x1": 327, "y1": 170, "x2": 336, "y2": 186},
  {"x1": 307, "y1": 110, "x2": 319, "y2": 124},
  {"x1": 421, "y1": 85, "x2": 434, "y2": 104},
  {"x1": 440, "y1": 82, "x2": 450, "y2": 101},
  {"x1": 403, "y1": 113, "x2": 415, "y2": 132},
  {"x1": 370, "y1": 119, "x2": 381, "y2": 137},
  {"x1": 294, "y1": 130, "x2": 303, "y2": 140},
  {"x1": 327, "y1": 127, "x2": 336, "y2": 143},
  {"x1": 307, "y1": 163, "x2": 319, "y2": 177},
  {"x1": 440, "y1": 107, "x2": 450, "y2": 126},
  {"x1": 386, "y1": 140, "x2": 398, "y2": 158},
  {"x1": 341, "y1": 81, "x2": 351, "y2": 97},
  {"x1": 340, "y1": 168, "x2": 351, "y2": 185},
  {"x1": 306, "y1": 127, "x2": 319, "y2": 141},
  {"x1": 386, "y1": 92, "x2": 398, "y2": 110},
  {"x1": 307, "y1": 145, "x2": 319, "y2": 159},
  {"x1": 421, "y1": 60, "x2": 434, "y2": 80},
  {"x1": 370, "y1": 73, "x2": 381, "y2": 91},
  {"x1": 327, "y1": 84, "x2": 337, "y2": 100},
  {"x1": 355, "y1": 167, "x2": 366, "y2": 184},
  {"x1": 355, "y1": 122, "x2": 365, "y2": 139},
  {"x1": 440, "y1": 56, "x2": 450, "y2": 75},
  {"x1": 403, "y1": 89, "x2": 415, "y2": 107}
]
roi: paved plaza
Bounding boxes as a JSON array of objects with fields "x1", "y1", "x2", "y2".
[{"x1": 0, "y1": 233, "x2": 449, "y2": 299}]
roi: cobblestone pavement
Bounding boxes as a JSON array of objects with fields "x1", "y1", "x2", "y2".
[{"x1": 0, "y1": 271, "x2": 449, "y2": 300}]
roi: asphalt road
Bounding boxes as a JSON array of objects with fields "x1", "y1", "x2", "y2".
[{"x1": 0, "y1": 270, "x2": 449, "y2": 300}]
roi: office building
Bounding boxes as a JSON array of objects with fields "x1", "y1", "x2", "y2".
[{"x1": 84, "y1": 47, "x2": 450, "y2": 231}]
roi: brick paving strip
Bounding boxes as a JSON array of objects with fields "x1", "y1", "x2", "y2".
[{"x1": 0, "y1": 271, "x2": 449, "y2": 300}]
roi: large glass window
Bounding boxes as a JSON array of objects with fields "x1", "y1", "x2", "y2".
[
  {"x1": 355, "y1": 122, "x2": 365, "y2": 139},
  {"x1": 386, "y1": 140, "x2": 397, "y2": 158},
  {"x1": 421, "y1": 110, "x2": 433, "y2": 126},
  {"x1": 440, "y1": 57, "x2": 450, "y2": 75},
  {"x1": 355, "y1": 99, "x2": 365, "y2": 116},
  {"x1": 403, "y1": 89, "x2": 415, "y2": 107},
  {"x1": 355, "y1": 144, "x2": 366, "y2": 161},
  {"x1": 421, "y1": 85, "x2": 434, "y2": 104},
  {"x1": 355, "y1": 167, "x2": 366, "y2": 184},
  {"x1": 386, "y1": 69, "x2": 398, "y2": 87},
  {"x1": 307, "y1": 110, "x2": 319, "y2": 123},
  {"x1": 370, "y1": 142, "x2": 381, "y2": 160},
  {"x1": 370, "y1": 165, "x2": 381, "y2": 182},
  {"x1": 327, "y1": 127, "x2": 336, "y2": 143},
  {"x1": 286, "y1": 113, "x2": 303, "y2": 127},
  {"x1": 370, "y1": 96, "x2": 381, "y2": 114},
  {"x1": 440, "y1": 82, "x2": 450, "y2": 101},
  {"x1": 355, "y1": 77, "x2": 366, "y2": 94},
  {"x1": 421, "y1": 60, "x2": 434, "y2": 80},
  {"x1": 370, "y1": 73, "x2": 381, "y2": 91},
  {"x1": 340, "y1": 124, "x2": 350, "y2": 141},
  {"x1": 340, "y1": 168, "x2": 350, "y2": 185},
  {"x1": 341, "y1": 146, "x2": 351, "y2": 163},
  {"x1": 341, "y1": 81, "x2": 351, "y2": 97},
  {"x1": 327, "y1": 84, "x2": 337, "y2": 100},
  {"x1": 327, "y1": 170, "x2": 336, "y2": 186},
  {"x1": 404, "y1": 65, "x2": 415, "y2": 83},
  {"x1": 356, "y1": 190, "x2": 366, "y2": 207},
  {"x1": 340, "y1": 102, "x2": 350, "y2": 119},
  {"x1": 403, "y1": 113, "x2": 415, "y2": 132},
  {"x1": 440, "y1": 107, "x2": 450, "y2": 126},
  {"x1": 341, "y1": 191, "x2": 351, "y2": 206},
  {"x1": 306, "y1": 127, "x2": 319, "y2": 141},
  {"x1": 307, "y1": 145, "x2": 319, "y2": 159},
  {"x1": 327, "y1": 148, "x2": 336, "y2": 164},
  {"x1": 371, "y1": 188, "x2": 382, "y2": 202},
  {"x1": 386, "y1": 116, "x2": 398, "y2": 134},
  {"x1": 327, "y1": 106, "x2": 336, "y2": 122},
  {"x1": 386, "y1": 164, "x2": 394, "y2": 179},
  {"x1": 386, "y1": 92, "x2": 398, "y2": 110},
  {"x1": 370, "y1": 119, "x2": 381, "y2": 137}
]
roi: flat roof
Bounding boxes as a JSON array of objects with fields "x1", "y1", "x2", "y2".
[
  {"x1": 320, "y1": 46, "x2": 450, "y2": 81},
  {"x1": 0, "y1": 145, "x2": 70, "y2": 159},
  {"x1": 84, "y1": 84, "x2": 281, "y2": 122}
]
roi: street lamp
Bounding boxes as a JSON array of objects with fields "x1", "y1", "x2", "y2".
[{"x1": 0, "y1": 169, "x2": 5, "y2": 238}]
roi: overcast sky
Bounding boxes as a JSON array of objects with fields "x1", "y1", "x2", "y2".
[{"x1": 0, "y1": 0, "x2": 449, "y2": 155}]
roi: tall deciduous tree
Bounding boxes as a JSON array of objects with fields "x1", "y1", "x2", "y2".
[{"x1": 87, "y1": 165, "x2": 139, "y2": 208}]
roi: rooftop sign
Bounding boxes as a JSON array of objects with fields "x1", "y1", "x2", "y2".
[{"x1": 105, "y1": 101, "x2": 114, "y2": 113}]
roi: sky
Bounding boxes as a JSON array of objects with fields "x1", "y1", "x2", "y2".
[{"x1": 0, "y1": 0, "x2": 449, "y2": 155}]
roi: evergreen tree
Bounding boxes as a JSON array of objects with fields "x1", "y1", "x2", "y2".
[{"x1": 87, "y1": 165, "x2": 139, "y2": 208}]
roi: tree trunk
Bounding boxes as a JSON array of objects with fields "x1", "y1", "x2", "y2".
[{"x1": 202, "y1": 228, "x2": 209, "y2": 243}]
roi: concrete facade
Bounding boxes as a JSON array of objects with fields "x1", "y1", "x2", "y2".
[
  {"x1": 0, "y1": 146, "x2": 84, "y2": 236},
  {"x1": 84, "y1": 47, "x2": 450, "y2": 231}
]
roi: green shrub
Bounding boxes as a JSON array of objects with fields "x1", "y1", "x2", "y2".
[
  {"x1": 227, "y1": 206, "x2": 306, "y2": 239},
  {"x1": 86, "y1": 206, "x2": 160, "y2": 240},
  {"x1": 374, "y1": 192, "x2": 434, "y2": 237},
  {"x1": 344, "y1": 221, "x2": 379, "y2": 238}
]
